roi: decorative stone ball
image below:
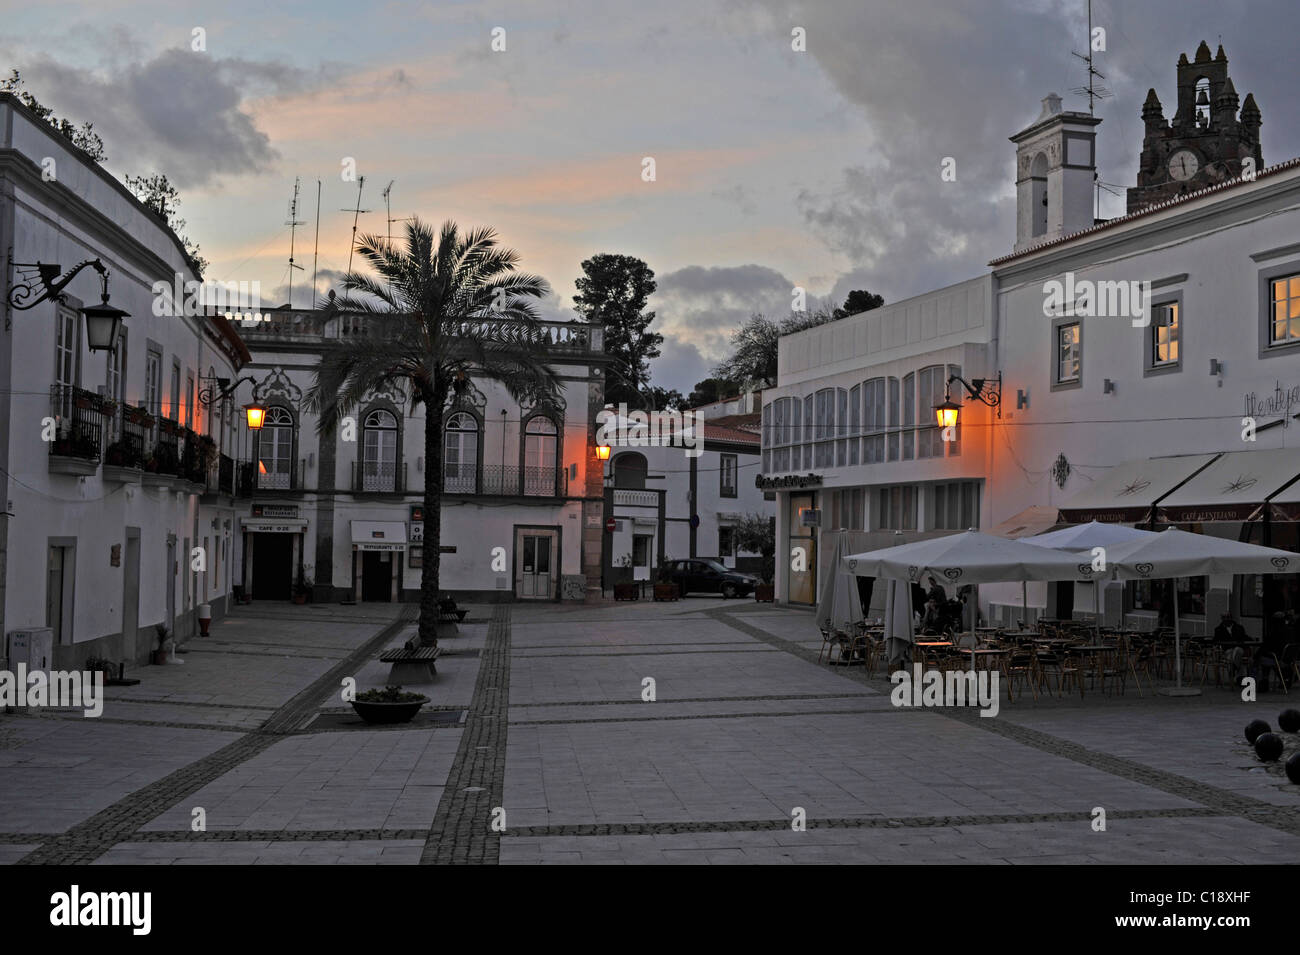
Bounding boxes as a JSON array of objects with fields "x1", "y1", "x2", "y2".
[
  {"x1": 1245, "y1": 719, "x2": 1271, "y2": 744},
  {"x1": 1254, "y1": 732, "x2": 1284, "y2": 762},
  {"x1": 1286, "y1": 752, "x2": 1300, "y2": 785},
  {"x1": 1278, "y1": 709, "x2": 1300, "y2": 734}
]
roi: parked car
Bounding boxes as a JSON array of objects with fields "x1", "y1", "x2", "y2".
[{"x1": 661, "y1": 559, "x2": 759, "y2": 598}]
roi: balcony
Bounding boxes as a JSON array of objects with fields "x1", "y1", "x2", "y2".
[
  {"x1": 352, "y1": 460, "x2": 407, "y2": 494},
  {"x1": 441, "y1": 463, "x2": 566, "y2": 498},
  {"x1": 49, "y1": 385, "x2": 110, "y2": 475},
  {"x1": 239, "y1": 459, "x2": 304, "y2": 495}
]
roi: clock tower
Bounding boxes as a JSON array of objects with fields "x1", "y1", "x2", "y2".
[{"x1": 1126, "y1": 42, "x2": 1263, "y2": 214}]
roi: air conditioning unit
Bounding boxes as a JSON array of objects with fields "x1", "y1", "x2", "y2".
[{"x1": 8, "y1": 627, "x2": 54, "y2": 672}]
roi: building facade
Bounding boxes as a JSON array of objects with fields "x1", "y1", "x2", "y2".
[
  {"x1": 760, "y1": 45, "x2": 1300, "y2": 635},
  {"x1": 229, "y1": 309, "x2": 606, "y2": 604},
  {"x1": 1, "y1": 93, "x2": 252, "y2": 669}
]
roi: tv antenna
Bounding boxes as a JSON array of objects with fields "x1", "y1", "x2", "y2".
[
  {"x1": 310, "y1": 178, "x2": 321, "y2": 309},
  {"x1": 285, "y1": 177, "x2": 306, "y2": 306},
  {"x1": 381, "y1": 180, "x2": 414, "y2": 251},
  {"x1": 341, "y1": 175, "x2": 371, "y2": 273},
  {"x1": 1070, "y1": 0, "x2": 1111, "y2": 116}
]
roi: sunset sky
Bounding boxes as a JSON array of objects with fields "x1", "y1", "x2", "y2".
[{"x1": 5, "y1": 0, "x2": 1299, "y2": 393}]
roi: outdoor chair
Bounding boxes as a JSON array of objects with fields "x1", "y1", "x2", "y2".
[
  {"x1": 1283, "y1": 644, "x2": 1300, "y2": 692},
  {"x1": 1058, "y1": 646, "x2": 1087, "y2": 699},
  {"x1": 1004, "y1": 648, "x2": 1039, "y2": 701},
  {"x1": 1126, "y1": 640, "x2": 1155, "y2": 697}
]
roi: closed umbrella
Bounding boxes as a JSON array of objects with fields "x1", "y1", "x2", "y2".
[
  {"x1": 883, "y1": 579, "x2": 915, "y2": 670},
  {"x1": 817, "y1": 531, "x2": 864, "y2": 635},
  {"x1": 1104, "y1": 528, "x2": 1298, "y2": 696}
]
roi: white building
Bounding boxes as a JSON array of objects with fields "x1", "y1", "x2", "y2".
[
  {"x1": 1, "y1": 92, "x2": 252, "y2": 669},
  {"x1": 761, "y1": 44, "x2": 1300, "y2": 635},
  {"x1": 229, "y1": 309, "x2": 606, "y2": 603},
  {"x1": 604, "y1": 391, "x2": 771, "y2": 585}
]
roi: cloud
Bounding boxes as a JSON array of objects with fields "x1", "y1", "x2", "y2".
[{"x1": 263, "y1": 268, "x2": 348, "y2": 310}]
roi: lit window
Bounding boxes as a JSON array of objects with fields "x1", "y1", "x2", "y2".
[
  {"x1": 1270, "y1": 274, "x2": 1300, "y2": 347},
  {"x1": 1058, "y1": 323, "x2": 1081, "y2": 382},
  {"x1": 1151, "y1": 302, "x2": 1180, "y2": 365}
]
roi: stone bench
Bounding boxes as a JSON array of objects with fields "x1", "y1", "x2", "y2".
[{"x1": 379, "y1": 645, "x2": 441, "y2": 684}]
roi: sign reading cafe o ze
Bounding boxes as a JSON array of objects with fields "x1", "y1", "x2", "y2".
[{"x1": 755, "y1": 473, "x2": 823, "y2": 490}]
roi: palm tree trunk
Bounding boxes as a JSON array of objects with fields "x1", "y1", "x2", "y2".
[{"x1": 418, "y1": 385, "x2": 447, "y2": 645}]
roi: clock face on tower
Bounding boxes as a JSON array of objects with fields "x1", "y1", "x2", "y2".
[{"x1": 1168, "y1": 149, "x2": 1200, "y2": 182}]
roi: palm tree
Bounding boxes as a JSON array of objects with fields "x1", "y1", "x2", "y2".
[{"x1": 307, "y1": 218, "x2": 561, "y2": 645}]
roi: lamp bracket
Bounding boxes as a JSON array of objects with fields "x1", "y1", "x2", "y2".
[
  {"x1": 945, "y1": 372, "x2": 1003, "y2": 418},
  {"x1": 7, "y1": 251, "x2": 111, "y2": 312},
  {"x1": 198, "y1": 373, "x2": 256, "y2": 407}
]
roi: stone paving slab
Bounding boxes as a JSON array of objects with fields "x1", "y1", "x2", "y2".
[{"x1": 93, "y1": 839, "x2": 426, "y2": 865}]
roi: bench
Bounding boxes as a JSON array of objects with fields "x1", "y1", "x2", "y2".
[{"x1": 378, "y1": 645, "x2": 441, "y2": 684}]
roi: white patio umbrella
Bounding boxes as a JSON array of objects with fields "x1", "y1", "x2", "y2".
[
  {"x1": 1103, "y1": 528, "x2": 1298, "y2": 695},
  {"x1": 883, "y1": 579, "x2": 914, "y2": 670},
  {"x1": 843, "y1": 530, "x2": 1100, "y2": 676},
  {"x1": 817, "y1": 532, "x2": 864, "y2": 635},
  {"x1": 1021, "y1": 522, "x2": 1160, "y2": 640}
]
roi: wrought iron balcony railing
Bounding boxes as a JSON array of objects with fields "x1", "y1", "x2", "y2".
[
  {"x1": 440, "y1": 463, "x2": 566, "y2": 497},
  {"x1": 352, "y1": 460, "x2": 406, "y2": 493},
  {"x1": 49, "y1": 384, "x2": 112, "y2": 461}
]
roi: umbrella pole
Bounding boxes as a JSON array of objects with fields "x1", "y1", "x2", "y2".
[
  {"x1": 1160, "y1": 581, "x2": 1201, "y2": 697},
  {"x1": 1095, "y1": 582, "x2": 1101, "y2": 643}
]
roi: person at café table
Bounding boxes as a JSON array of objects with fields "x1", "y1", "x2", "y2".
[
  {"x1": 1213, "y1": 612, "x2": 1249, "y2": 683},
  {"x1": 926, "y1": 575, "x2": 948, "y2": 606},
  {"x1": 1253, "y1": 613, "x2": 1290, "y2": 693},
  {"x1": 920, "y1": 598, "x2": 948, "y2": 636}
]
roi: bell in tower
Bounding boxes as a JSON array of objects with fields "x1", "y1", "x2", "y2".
[{"x1": 1011, "y1": 93, "x2": 1102, "y2": 251}]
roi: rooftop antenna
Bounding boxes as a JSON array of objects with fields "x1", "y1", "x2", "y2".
[
  {"x1": 1069, "y1": 0, "x2": 1112, "y2": 117},
  {"x1": 285, "y1": 177, "x2": 306, "y2": 307},
  {"x1": 310, "y1": 178, "x2": 321, "y2": 309},
  {"x1": 382, "y1": 179, "x2": 414, "y2": 251},
  {"x1": 341, "y1": 175, "x2": 370, "y2": 274}
]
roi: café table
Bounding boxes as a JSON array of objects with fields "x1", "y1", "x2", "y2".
[{"x1": 1069, "y1": 644, "x2": 1122, "y2": 693}]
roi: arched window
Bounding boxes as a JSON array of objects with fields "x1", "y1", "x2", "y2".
[
  {"x1": 1031, "y1": 152, "x2": 1048, "y2": 238},
  {"x1": 257, "y1": 406, "x2": 294, "y2": 489},
  {"x1": 613, "y1": 451, "x2": 647, "y2": 489},
  {"x1": 524, "y1": 416, "x2": 557, "y2": 496},
  {"x1": 444, "y1": 411, "x2": 478, "y2": 493},
  {"x1": 362, "y1": 408, "x2": 398, "y2": 491}
]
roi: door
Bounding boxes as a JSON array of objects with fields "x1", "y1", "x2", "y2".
[
  {"x1": 46, "y1": 546, "x2": 65, "y2": 644},
  {"x1": 165, "y1": 538, "x2": 176, "y2": 631},
  {"x1": 250, "y1": 533, "x2": 293, "y2": 600},
  {"x1": 361, "y1": 550, "x2": 393, "y2": 602},
  {"x1": 123, "y1": 533, "x2": 140, "y2": 659},
  {"x1": 516, "y1": 530, "x2": 556, "y2": 599}
]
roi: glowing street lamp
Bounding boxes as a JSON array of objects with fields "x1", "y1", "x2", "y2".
[
  {"x1": 934, "y1": 398, "x2": 962, "y2": 429},
  {"x1": 244, "y1": 403, "x2": 267, "y2": 431}
]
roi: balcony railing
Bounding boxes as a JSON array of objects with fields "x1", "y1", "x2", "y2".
[
  {"x1": 49, "y1": 385, "x2": 112, "y2": 461},
  {"x1": 352, "y1": 460, "x2": 406, "y2": 493},
  {"x1": 217, "y1": 453, "x2": 235, "y2": 494},
  {"x1": 238, "y1": 459, "x2": 303, "y2": 495},
  {"x1": 441, "y1": 464, "x2": 566, "y2": 497}
]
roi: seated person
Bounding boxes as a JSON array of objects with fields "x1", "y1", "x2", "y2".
[
  {"x1": 920, "y1": 598, "x2": 949, "y2": 636},
  {"x1": 1213, "y1": 613, "x2": 1248, "y2": 645},
  {"x1": 1253, "y1": 613, "x2": 1290, "y2": 692}
]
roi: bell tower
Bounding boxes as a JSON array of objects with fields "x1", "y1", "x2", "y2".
[
  {"x1": 1011, "y1": 93, "x2": 1102, "y2": 251},
  {"x1": 1126, "y1": 42, "x2": 1262, "y2": 213}
]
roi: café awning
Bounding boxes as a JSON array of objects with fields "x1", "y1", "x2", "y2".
[
  {"x1": 1057, "y1": 453, "x2": 1218, "y2": 523},
  {"x1": 986, "y1": 505, "x2": 1063, "y2": 539},
  {"x1": 1268, "y1": 471, "x2": 1300, "y2": 521},
  {"x1": 350, "y1": 520, "x2": 408, "y2": 551},
  {"x1": 1156, "y1": 448, "x2": 1300, "y2": 522}
]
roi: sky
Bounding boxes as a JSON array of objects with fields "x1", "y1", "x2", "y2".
[{"x1": 4, "y1": 0, "x2": 1299, "y2": 394}]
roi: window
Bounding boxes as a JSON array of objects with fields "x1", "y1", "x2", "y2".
[
  {"x1": 170, "y1": 361, "x2": 181, "y2": 421},
  {"x1": 835, "y1": 388, "x2": 848, "y2": 467},
  {"x1": 801, "y1": 396, "x2": 813, "y2": 469},
  {"x1": 848, "y1": 384, "x2": 861, "y2": 466},
  {"x1": 1269, "y1": 272, "x2": 1300, "y2": 347},
  {"x1": 945, "y1": 363, "x2": 962, "y2": 456},
  {"x1": 613, "y1": 451, "x2": 647, "y2": 489},
  {"x1": 632, "y1": 534, "x2": 652, "y2": 569},
  {"x1": 361, "y1": 408, "x2": 398, "y2": 491},
  {"x1": 877, "y1": 485, "x2": 916, "y2": 530},
  {"x1": 933, "y1": 481, "x2": 980, "y2": 530},
  {"x1": 761, "y1": 403, "x2": 771, "y2": 472},
  {"x1": 901, "y1": 372, "x2": 915, "y2": 460},
  {"x1": 444, "y1": 411, "x2": 478, "y2": 492},
  {"x1": 718, "y1": 526, "x2": 735, "y2": 558},
  {"x1": 887, "y1": 377, "x2": 900, "y2": 461},
  {"x1": 719, "y1": 453, "x2": 737, "y2": 497},
  {"x1": 830, "y1": 488, "x2": 865, "y2": 530},
  {"x1": 145, "y1": 350, "x2": 162, "y2": 417},
  {"x1": 54, "y1": 307, "x2": 79, "y2": 419},
  {"x1": 772, "y1": 397, "x2": 788, "y2": 472},
  {"x1": 1150, "y1": 301, "x2": 1180, "y2": 367},
  {"x1": 106, "y1": 331, "x2": 126, "y2": 438},
  {"x1": 185, "y1": 371, "x2": 195, "y2": 430},
  {"x1": 524, "y1": 416, "x2": 557, "y2": 495},
  {"x1": 1057, "y1": 321, "x2": 1081, "y2": 383},
  {"x1": 863, "y1": 378, "x2": 886, "y2": 464},
  {"x1": 916, "y1": 365, "x2": 946, "y2": 459},
  {"x1": 814, "y1": 388, "x2": 834, "y2": 468},
  {"x1": 258, "y1": 407, "x2": 294, "y2": 489}
]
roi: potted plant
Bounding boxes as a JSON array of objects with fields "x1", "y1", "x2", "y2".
[
  {"x1": 653, "y1": 559, "x2": 679, "y2": 601},
  {"x1": 292, "y1": 571, "x2": 313, "y2": 604},
  {"x1": 151, "y1": 622, "x2": 172, "y2": 665},
  {"x1": 612, "y1": 552, "x2": 634, "y2": 584},
  {"x1": 350, "y1": 685, "x2": 430, "y2": 724}
]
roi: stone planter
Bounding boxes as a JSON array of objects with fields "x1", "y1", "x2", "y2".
[
  {"x1": 613, "y1": 582, "x2": 640, "y2": 601},
  {"x1": 350, "y1": 695, "x2": 429, "y2": 725},
  {"x1": 754, "y1": 583, "x2": 775, "y2": 602},
  {"x1": 653, "y1": 583, "x2": 679, "y2": 601}
]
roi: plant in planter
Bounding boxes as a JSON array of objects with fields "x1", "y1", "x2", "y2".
[
  {"x1": 350, "y1": 685, "x2": 430, "y2": 724},
  {"x1": 653, "y1": 559, "x2": 679, "y2": 601},
  {"x1": 292, "y1": 570, "x2": 314, "y2": 604},
  {"x1": 151, "y1": 623, "x2": 172, "y2": 665}
]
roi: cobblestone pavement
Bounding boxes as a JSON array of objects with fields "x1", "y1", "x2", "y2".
[{"x1": 2, "y1": 597, "x2": 1297, "y2": 864}]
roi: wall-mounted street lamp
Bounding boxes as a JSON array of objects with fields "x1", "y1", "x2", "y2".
[
  {"x1": 197, "y1": 374, "x2": 266, "y2": 430},
  {"x1": 6, "y1": 253, "x2": 129, "y2": 351},
  {"x1": 933, "y1": 372, "x2": 1003, "y2": 427},
  {"x1": 595, "y1": 441, "x2": 611, "y2": 461}
]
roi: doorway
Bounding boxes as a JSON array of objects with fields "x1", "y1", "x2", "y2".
[
  {"x1": 361, "y1": 550, "x2": 394, "y2": 602},
  {"x1": 46, "y1": 542, "x2": 75, "y2": 645},
  {"x1": 123, "y1": 530, "x2": 140, "y2": 659},
  {"x1": 250, "y1": 532, "x2": 293, "y2": 600},
  {"x1": 516, "y1": 528, "x2": 558, "y2": 599},
  {"x1": 788, "y1": 493, "x2": 817, "y2": 605}
]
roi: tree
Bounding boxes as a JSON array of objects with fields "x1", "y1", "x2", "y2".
[
  {"x1": 124, "y1": 173, "x2": 208, "y2": 277},
  {"x1": 685, "y1": 377, "x2": 737, "y2": 409},
  {"x1": 835, "y1": 289, "x2": 885, "y2": 318},
  {"x1": 732, "y1": 512, "x2": 776, "y2": 584},
  {"x1": 713, "y1": 300, "x2": 859, "y2": 390},
  {"x1": 1, "y1": 69, "x2": 106, "y2": 161},
  {"x1": 643, "y1": 386, "x2": 685, "y2": 411},
  {"x1": 572, "y1": 254, "x2": 662, "y2": 407},
  {"x1": 307, "y1": 219, "x2": 560, "y2": 645}
]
